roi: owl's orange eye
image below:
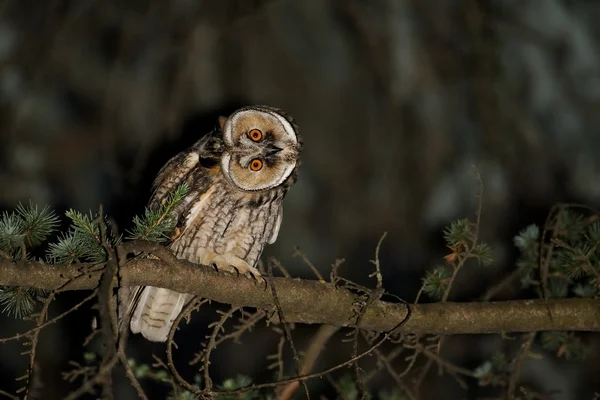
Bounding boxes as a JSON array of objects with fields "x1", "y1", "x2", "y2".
[
  {"x1": 248, "y1": 129, "x2": 263, "y2": 142},
  {"x1": 249, "y1": 159, "x2": 263, "y2": 171}
]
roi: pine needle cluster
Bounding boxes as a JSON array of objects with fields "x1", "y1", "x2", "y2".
[
  {"x1": 422, "y1": 218, "x2": 494, "y2": 300},
  {"x1": 514, "y1": 207, "x2": 600, "y2": 300},
  {"x1": 127, "y1": 182, "x2": 190, "y2": 242},
  {"x1": 0, "y1": 183, "x2": 189, "y2": 319},
  {"x1": 0, "y1": 201, "x2": 58, "y2": 260},
  {"x1": 513, "y1": 206, "x2": 598, "y2": 360},
  {"x1": 0, "y1": 202, "x2": 58, "y2": 318},
  {"x1": 46, "y1": 210, "x2": 114, "y2": 264}
]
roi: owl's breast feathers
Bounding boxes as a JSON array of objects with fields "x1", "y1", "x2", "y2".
[{"x1": 171, "y1": 176, "x2": 285, "y2": 270}]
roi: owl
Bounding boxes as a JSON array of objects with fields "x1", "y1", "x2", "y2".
[{"x1": 123, "y1": 105, "x2": 302, "y2": 342}]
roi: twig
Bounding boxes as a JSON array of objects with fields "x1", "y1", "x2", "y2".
[
  {"x1": 207, "y1": 304, "x2": 412, "y2": 397},
  {"x1": 0, "y1": 291, "x2": 98, "y2": 343},
  {"x1": 0, "y1": 389, "x2": 19, "y2": 400},
  {"x1": 278, "y1": 324, "x2": 339, "y2": 400},
  {"x1": 267, "y1": 259, "x2": 310, "y2": 399},
  {"x1": 189, "y1": 309, "x2": 264, "y2": 366},
  {"x1": 293, "y1": 247, "x2": 324, "y2": 281},
  {"x1": 63, "y1": 356, "x2": 119, "y2": 400},
  {"x1": 21, "y1": 293, "x2": 54, "y2": 399},
  {"x1": 481, "y1": 268, "x2": 524, "y2": 301},
  {"x1": 369, "y1": 346, "x2": 416, "y2": 400},
  {"x1": 507, "y1": 332, "x2": 536, "y2": 399},
  {"x1": 166, "y1": 297, "x2": 205, "y2": 395},
  {"x1": 96, "y1": 205, "x2": 117, "y2": 400},
  {"x1": 202, "y1": 307, "x2": 240, "y2": 392},
  {"x1": 116, "y1": 323, "x2": 148, "y2": 400},
  {"x1": 368, "y1": 232, "x2": 387, "y2": 289}
]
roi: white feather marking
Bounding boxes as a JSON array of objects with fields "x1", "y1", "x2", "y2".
[
  {"x1": 184, "y1": 152, "x2": 199, "y2": 168},
  {"x1": 220, "y1": 153, "x2": 231, "y2": 179},
  {"x1": 269, "y1": 208, "x2": 282, "y2": 244},
  {"x1": 269, "y1": 111, "x2": 298, "y2": 144},
  {"x1": 130, "y1": 287, "x2": 152, "y2": 334},
  {"x1": 183, "y1": 185, "x2": 216, "y2": 232},
  {"x1": 223, "y1": 108, "x2": 297, "y2": 145},
  {"x1": 130, "y1": 287, "x2": 190, "y2": 342}
]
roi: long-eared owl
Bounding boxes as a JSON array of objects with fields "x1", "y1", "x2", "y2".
[{"x1": 123, "y1": 105, "x2": 302, "y2": 342}]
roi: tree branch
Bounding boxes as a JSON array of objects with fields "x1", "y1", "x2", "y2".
[{"x1": 0, "y1": 247, "x2": 599, "y2": 335}]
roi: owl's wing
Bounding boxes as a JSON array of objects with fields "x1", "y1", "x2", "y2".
[
  {"x1": 119, "y1": 134, "x2": 218, "y2": 338},
  {"x1": 149, "y1": 150, "x2": 198, "y2": 208},
  {"x1": 268, "y1": 207, "x2": 283, "y2": 244}
]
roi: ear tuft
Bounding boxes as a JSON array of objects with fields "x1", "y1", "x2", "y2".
[{"x1": 218, "y1": 116, "x2": 227, "y2": 130}]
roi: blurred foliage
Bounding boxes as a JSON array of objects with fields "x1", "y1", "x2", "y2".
[{"x1": 514, "y1": 206, "x2": 600, "y2": 300}]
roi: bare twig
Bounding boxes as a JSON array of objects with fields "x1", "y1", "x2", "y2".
[
  {"x1": 0, "y1": 389, "x2": 19, "y2": 400},
  {"x1": 369, "y1": 346, "x2": 416, "y2": 400},
  {"x1": 207, "y1": 305, "x2": 411, "y2": 397},
  {"x1": 0, "y1": 291, "x2": 98, "y2": 343},
  {"x1": 267, "y1": 259, "x2": 310, "y2": 399},
  {"x1": 96, "y1": 206, "x2": 117, "y2": 400},
  {"x1": 190, "y1": 309, "x2": 265, "y2": 366},
  {"x1": 507, "y1": 332, "x2": 536, "y2": 399},
  {"x1": 21, "y1": 293, "x2": 54, "y2": 399},
  {"x1": 293, "y1": 247, "x2": 324, "y2": 281},
  {"x1": 166, "y1": 297, "x2": 205, "y2": 395},
  {"x1": 202, "y1": 307, "x2": 240, "y2": 392},
  {"x1": 63, "y1": 356, "x2": 119, "y2": 400}
]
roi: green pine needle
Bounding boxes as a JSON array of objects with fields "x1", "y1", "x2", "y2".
[
  {"x1": 127, "y1": 183, "x2": 190, "y2": 242},
  {"x1": 379, "y1": 389, "x2": 408, "y2": 400},
  {"x1": 217, "y1": 375, "x2": 253, "y2": 392},
  {"x1": 46, "y1": 216, "x2": 107, "y2": 264},
  {"x1": 0, "y1": 211, "x2": 25, "y2": 254},
  {"x1": 64, "y1": 209, "x2": 107, "y2": 262},
  {"x1": 544, "y1": 277, "x2": 569, "y2": 298},
  {"x1": 16, "y1": 201, "x2": 59, "y2": 247},
  {"x1": 541, "y1": 331, "x2": 588, "y2": 360},
  {"x1": 335, "y1": 375, "x2": 361, "y2": 400},
  {"x1": 555, "y1": 249, "x2": 588, "y2": 280},
  {"x1": 46, "y1": 232, "x2": 87, "y2": 264},
  {"x1": 422, "y1": 266, "x2": 452, "y2": 300},
  {"x1": 472, "y1": 242, "x2": 493, "y2": 266},
  {"x1": 586, "y1": 221, "x2": 600, "y2": 244},
  {"x1": 0, "y1": 286, "x2": 37, "y2": 318},
  {"x1": 65, "y1": 209, "x2": 100, "y2": 241},
  {"x1": 513, "y1": 224, "x2": 539, "y2": 252},
  {"x1": 443, "y1": 218, "x2": 475, "y2": 248},
  {"x1": 556, "y1": 210, "x2": 586, "y2": 242},
  {"x1": 573, "y1": 283, "x2": 597, "y2": 298}
]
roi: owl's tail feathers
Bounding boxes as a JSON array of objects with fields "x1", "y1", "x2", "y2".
[{"x1": 128, "y1": 287, "x2": 191, "y2": 342}]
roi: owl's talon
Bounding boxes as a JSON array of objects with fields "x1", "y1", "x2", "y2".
[
  {"x1": 230, "y1": 265, "x2": 241, "y2": 277},
  {"x1": 258, "y1": 276, "x2": 268, "y2": 289}
]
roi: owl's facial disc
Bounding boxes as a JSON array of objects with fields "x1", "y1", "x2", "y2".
[{"x1": 220, "y1": 107, "x2": 300, "y2": 192}]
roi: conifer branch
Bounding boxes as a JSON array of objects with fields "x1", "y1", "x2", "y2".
[{"x1": 0, "y1": 250, "x2": 598, "y2": 335}]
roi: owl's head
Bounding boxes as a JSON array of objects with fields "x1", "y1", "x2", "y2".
[{"x1": 219, "y1": 106, "x2": 302, "y2": 192}]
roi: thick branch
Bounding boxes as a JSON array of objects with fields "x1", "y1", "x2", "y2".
[{"x1": 1, "y1": 253, "x2": 599, "y2": 335}]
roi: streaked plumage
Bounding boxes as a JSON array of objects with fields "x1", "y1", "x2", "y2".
[{"x1": 123, "y1": 105, "x2": 302, "y2": 342}]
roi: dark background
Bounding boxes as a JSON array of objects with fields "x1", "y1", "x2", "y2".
[{"x1": 0, "y1": 1, "x2": 599, "y2": 399}]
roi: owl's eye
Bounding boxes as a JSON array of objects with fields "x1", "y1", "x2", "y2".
[
  {"x1": 248, "y1": 129, "x2": 263, "y2": 142},
  {"x1": 249, "y1": 159, "x2": 263, "y2": 171}
]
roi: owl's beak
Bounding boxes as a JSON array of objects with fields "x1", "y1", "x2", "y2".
[{"x1": 265, "y1": 144, "x2": 283, "y2": 156}]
